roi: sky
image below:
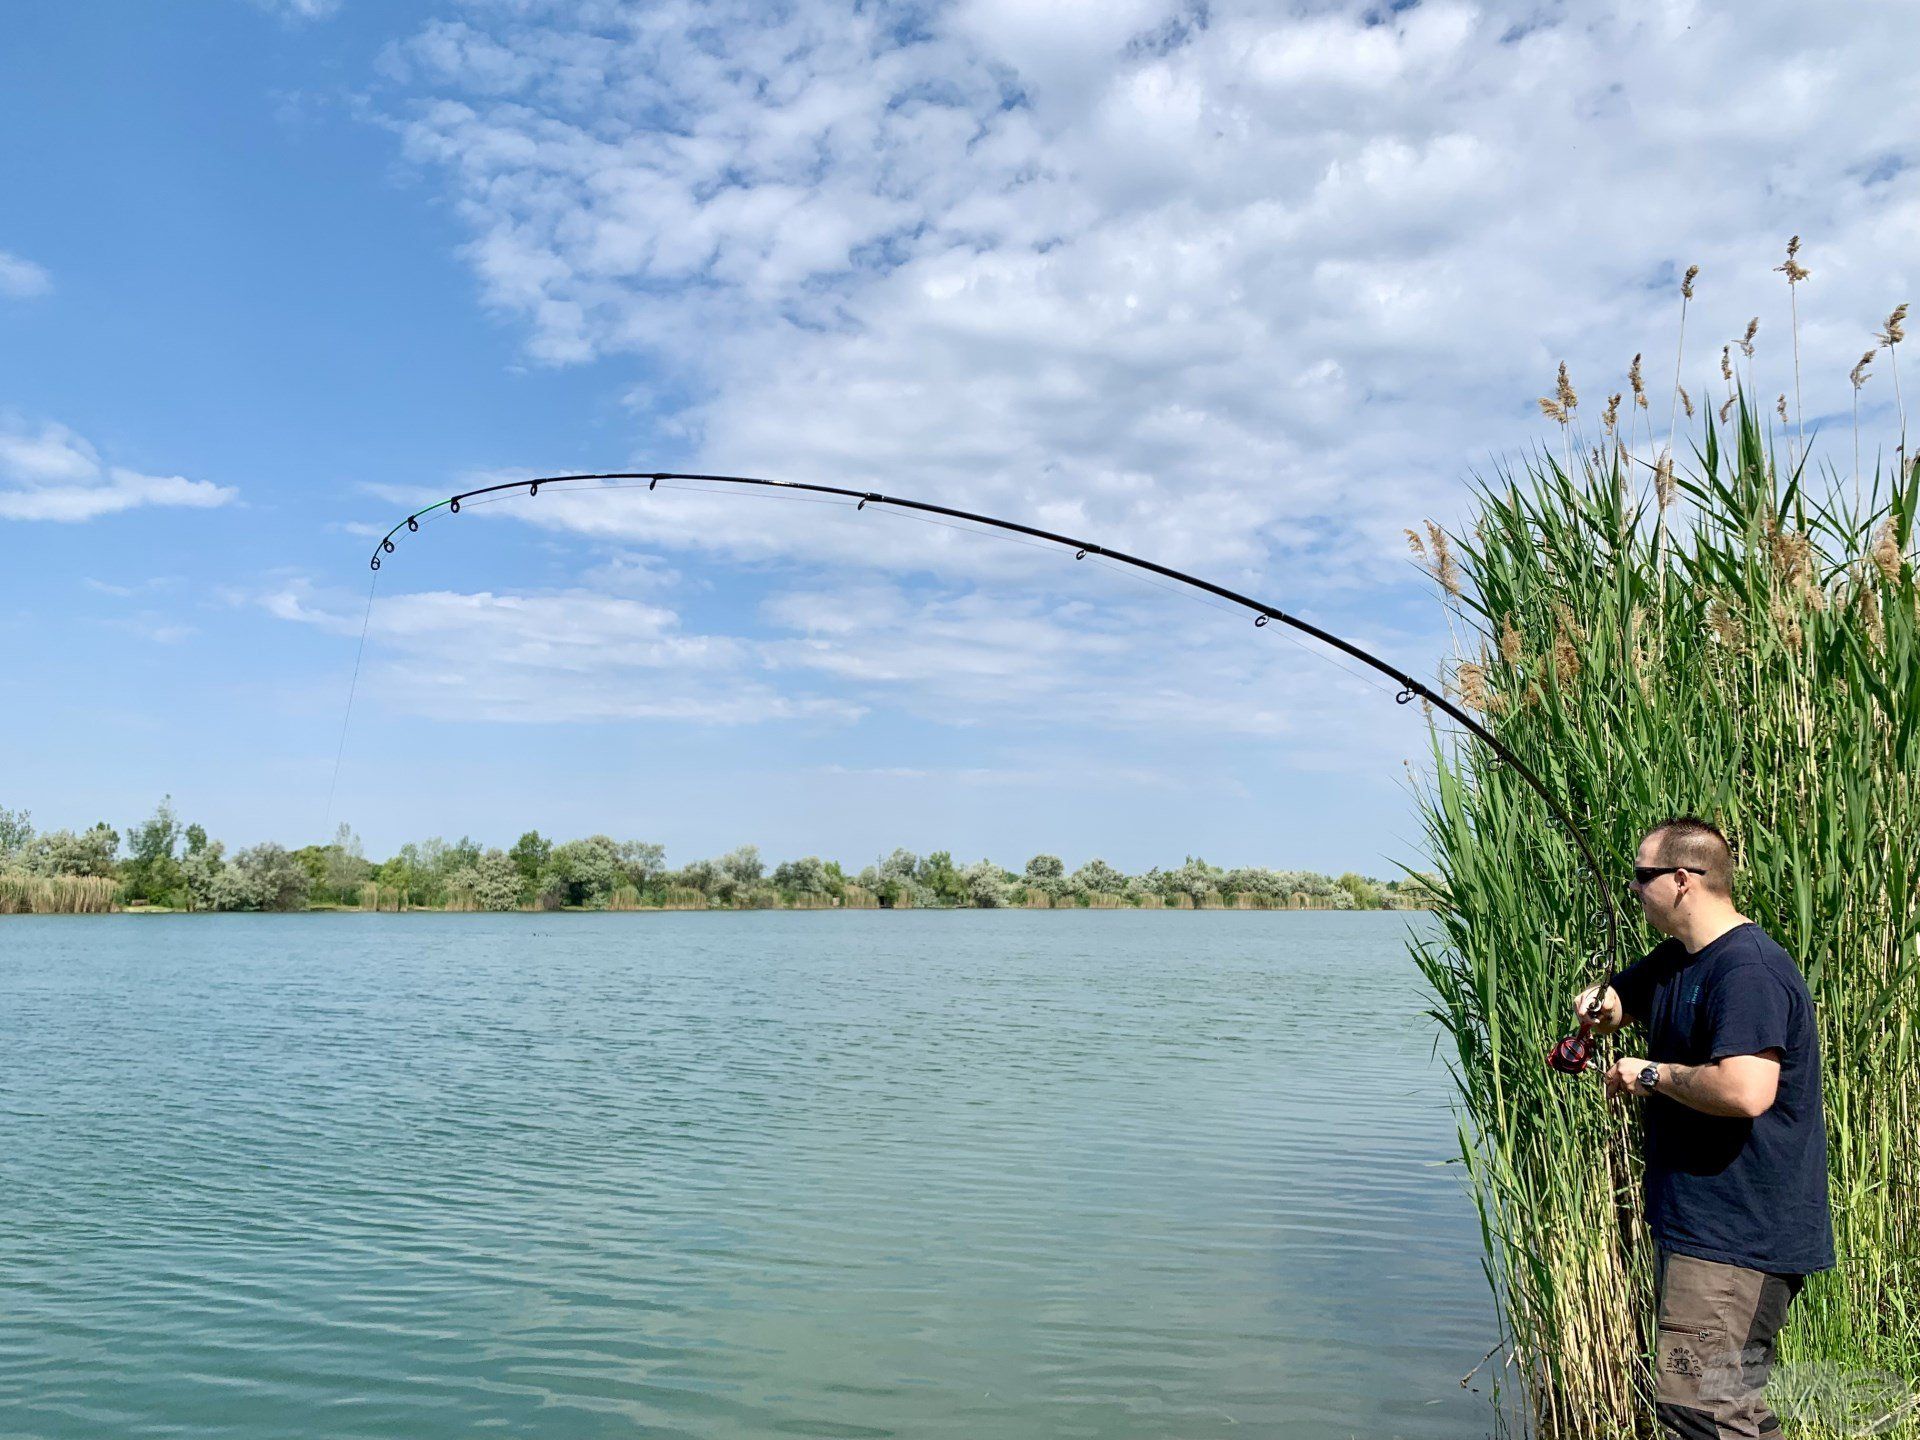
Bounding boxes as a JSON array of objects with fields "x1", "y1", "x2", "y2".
[{"x1": 2, "y1": 0, "x2": 1915, "y2": 875}]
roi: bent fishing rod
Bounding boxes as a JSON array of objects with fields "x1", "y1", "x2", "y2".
[{"x1": 369, "y1": 469, "x2": 1622, "y2": 1071}]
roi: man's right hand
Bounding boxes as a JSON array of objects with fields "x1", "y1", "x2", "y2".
[{"x1": 1574, "y1": 984, "x2": 1625, "y2": 1035}]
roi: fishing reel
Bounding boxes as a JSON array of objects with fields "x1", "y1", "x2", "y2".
[{"x1": 1547, "y1": 985, "x2": 1610, "y2": 1075}]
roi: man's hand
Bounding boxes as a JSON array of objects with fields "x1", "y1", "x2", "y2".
[
  {"x1": 1604, "y1": 1055, "x2": 1655, "y2": 1099},
  {"x1": 1575, "y1": 984, "x2": 1625, "y2": 1035}
]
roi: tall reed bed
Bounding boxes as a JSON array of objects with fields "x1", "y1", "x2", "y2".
[
  {"x1": 0, "y1": 873, "x2": 118, "y2": 914},
  {"x1": 1412, "y1": 398, "x2": 1919, "y2": 1437}
]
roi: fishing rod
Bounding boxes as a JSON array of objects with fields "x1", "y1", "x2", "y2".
[{"x1": 368, "y1": 469, "x2": 1624, "y2": 1071}]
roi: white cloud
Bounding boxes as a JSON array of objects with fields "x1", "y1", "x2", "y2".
[
  {"x1": 249, "y1": 0, "x2": 340, "y2": 20},
  {"x1": 0, "y1": 419, "x2": 236, "y2": 522},
  {"x1": 260, "y1": 579, "x2": 865, "y2": 725},
  {"x1": 383, "y1": 0, "x2": 1920, "y2": 599},
  {"x1": 110, "y1": 615, "x2": 197, "y2": 645},
  {"x1": 0, "y1": 250, "x2": 50, "y2": 299},
  {"x1": 753, "y1": 571, "x2": 1429, "y2": 757},
  {"x1": 255, "y1": 565, "x2": 1428, "y2": 763}
]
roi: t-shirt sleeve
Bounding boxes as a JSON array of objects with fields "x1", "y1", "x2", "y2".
[
  {"x1": 1609, "y1": 950, "x2": 1660, "y2": 1024},
  {"x1": 1703, "y1": 964, "x2": 1794, "y2": 1061}
]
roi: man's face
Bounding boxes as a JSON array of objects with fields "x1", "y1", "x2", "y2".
[{"x1": 1630, "y1": 835, "x2": 1681, "y2": 935}]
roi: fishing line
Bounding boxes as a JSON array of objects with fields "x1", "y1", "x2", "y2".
[
  {"x1": 359, "y1": 469, "x2": 1627, "y2": 1066},
  {"x1": 323, "y1": 566, "x2": 379, "y2": 837}
]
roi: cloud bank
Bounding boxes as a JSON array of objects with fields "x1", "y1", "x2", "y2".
[
  {"x1": 384, "y1": 0, "x2": 1920, "y2": 588},
  {"x1": 0, "y1": 419, "x2": 236, "y2": 522}
]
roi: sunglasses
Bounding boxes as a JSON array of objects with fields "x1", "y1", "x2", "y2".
[{"x1": 1630, "y1": 865, "x2": 1706, "y2": 887}]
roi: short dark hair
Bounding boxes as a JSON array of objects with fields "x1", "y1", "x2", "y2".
[{"x1": 1641, "y1": 815, "x2": 1734, "y2": 898}]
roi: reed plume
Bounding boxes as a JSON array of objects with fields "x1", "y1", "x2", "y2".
[
  {"x1": 1668, "y1": 266, "x2": 1698, "y2": 460},
  {"x1": 1555, "y1": 362, "x2": 1578, "y2": 478},
  {"x1": 1454, "y1": 659, "x2": 1492, "y2": 712},
  {"x1": 1776, "y1": 237, "x2": 1810, "y2": 466},
  {"x1": 1425, "y1": 519, "x2": 1462, "y2": 598},
  {"x1": 1870, "y1": 521, "x2": 1902, "y2": 583},
  {"x1": 1881, "y1": 303, "x2": 1909, "y2": 463},
  {"x1": 1499, "y1": 615, "x2": 1524, "y2": 665}
]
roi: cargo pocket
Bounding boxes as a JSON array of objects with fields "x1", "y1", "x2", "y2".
[{"x1": 1654, "y1": 1253, "x2": 1743, "y2": 1414}]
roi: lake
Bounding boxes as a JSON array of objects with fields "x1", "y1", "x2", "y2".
[{"x1": 0, "y1": 910, "x2": 1498, "y2": 1438}]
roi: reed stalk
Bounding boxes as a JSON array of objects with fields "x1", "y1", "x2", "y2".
[
  {"x1": 1884, "y1": 305, "x2": 1909, "y2": 473},
  {"x1": 1412, "y1": 395, "x2": 1920, "y2": 1438},
  {"x1": 1665, "y1": 267, "x2": 1697, "y2": 460},
  {"x1": 1778, "y1": 238, "x2": 1810, "y2": 469}
]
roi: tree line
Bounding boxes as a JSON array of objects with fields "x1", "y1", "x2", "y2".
[{"x1": 0, "y1": 799, "x2": 1436, "y2": 914}]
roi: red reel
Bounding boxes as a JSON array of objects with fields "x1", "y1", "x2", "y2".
[{"x1": 1547, "y1": 1027, "x2": 1597, "y2": 1074}]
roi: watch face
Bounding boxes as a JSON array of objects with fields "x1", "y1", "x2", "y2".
[{"x1": 1639, "y1": 1065, "x2": 1659, "y2": 1090}]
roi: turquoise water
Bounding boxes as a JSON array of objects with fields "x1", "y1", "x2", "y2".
[{"x1": 0, "y1": 911, "x2": 1497, "y2": 1438}]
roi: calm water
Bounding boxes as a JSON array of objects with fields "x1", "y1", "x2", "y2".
[{"x1": 0, "y1": 911, "x2": 1497, "y2": 1438}]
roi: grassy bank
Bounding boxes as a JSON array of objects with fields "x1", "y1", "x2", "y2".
[{"x1": 1411, "y1": 395, "x2": 1919, "y2": 1437}]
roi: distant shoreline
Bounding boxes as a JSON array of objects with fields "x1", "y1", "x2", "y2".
[{"x1": 30, "y1": 899, "x2": 1436, "y2": 917}]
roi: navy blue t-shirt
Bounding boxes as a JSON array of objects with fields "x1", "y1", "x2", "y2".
[{"x1": 1610, "y1": 921, "x2": 1834, "y2": 1275}]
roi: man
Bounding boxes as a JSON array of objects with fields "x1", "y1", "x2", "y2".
[{"x1": 1573, "y1": 815, "x2": 1834, "y2": 1440}]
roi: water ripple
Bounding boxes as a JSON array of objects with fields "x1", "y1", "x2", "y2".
[{"x1": 0, "y1": 911, "x2": 1496, "y2": 1438}]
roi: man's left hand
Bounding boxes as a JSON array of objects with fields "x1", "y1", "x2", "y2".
[{"x1": 1604, "y1": 1056, "x2": 1654, "y2": 1099}]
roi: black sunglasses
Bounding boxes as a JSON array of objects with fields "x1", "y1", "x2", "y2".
[{"x1": 1631, "y1": 865, "x2": 1706, "y2": 887}]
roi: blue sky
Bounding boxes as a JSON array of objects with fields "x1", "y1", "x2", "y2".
[{"x1": 3, "y1": 0, "x2": 1914, "y2": 874}]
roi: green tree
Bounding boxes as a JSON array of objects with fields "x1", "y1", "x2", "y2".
[
  {"x1": 213, "y1": 843, "x2": 311, "y2": 912},
  {"x1": 441, "y1": 836, "x2": 483, "y2": 878},
  {"x1": 1023, "y1": 853, "x2": 1067, "y2": 900},
  {"x1": 30, "y1": 823, "x2": 120, "y2": 878},
  {"x1": 460, "y1": 849, "x2": 522, "y2": 911},
  {"x1": 617, "y1": 840, "x2": 666, "y2": 889},
  {"x1": 292, "y1": 844, "x2": 333, "y2": 892},
  {"x1": 1159, "y1": 855, "x2": 1222, "y2": 904},
  {"x1": 1069, "y1": 857, "x2": 1126, "y2": 897},
  {"x1": 121, "y1": 796, "x2": 184, "y2": 903},
  {"x1": 673, "y1": 857, "x2": 721, "y2": 899},
  {"x1": 508, "y1": 830, "x2": 552, "y2": 894},
  {"x1": 772, "y1": 855, "x2": 830, "y2": 896},
  {"x1": 0, "y1": 805, "x2": 33, "y2": 862},
  {"x1": 182, "y1": 838, "x2": 226, "y2": 912},
  {"x1": 380, "y1": 848, "x2": 429, "y2": 908},
  {"x1": 917, "y1": 850, "x2": 964, "y2": 904},
  {"x1": 963, "y1": 858, "x2": 1009, "y2": 908},
  {"x1": 324, "y1": 824, "x2": 372, "y2": 902},
  {"x1": 1335, "y1": 871, "x2": 1383, "y2": 910},
  {"x1": 872, "y1": 848, "x2": 931, "y2": 907},
  {"x1": 719, "y1": 845, "x2": 763, "y2": 888},
  {"x1": 545, "y1": 836, "x2": 624, "y2": 907}
]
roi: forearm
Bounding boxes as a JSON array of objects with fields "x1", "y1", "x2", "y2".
[{"x1": 1656, "y1": 1062, "x2": 1762, "y2": 1118}]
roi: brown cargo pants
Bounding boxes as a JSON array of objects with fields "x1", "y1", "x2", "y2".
[{"x1": 1655, "y1": 1248, "x2": 1807, "y2": 1439}]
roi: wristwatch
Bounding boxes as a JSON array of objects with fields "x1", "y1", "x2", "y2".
[{"x1": 1639, "y1": 1063, "x2": 1660, "y2": 1093}]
